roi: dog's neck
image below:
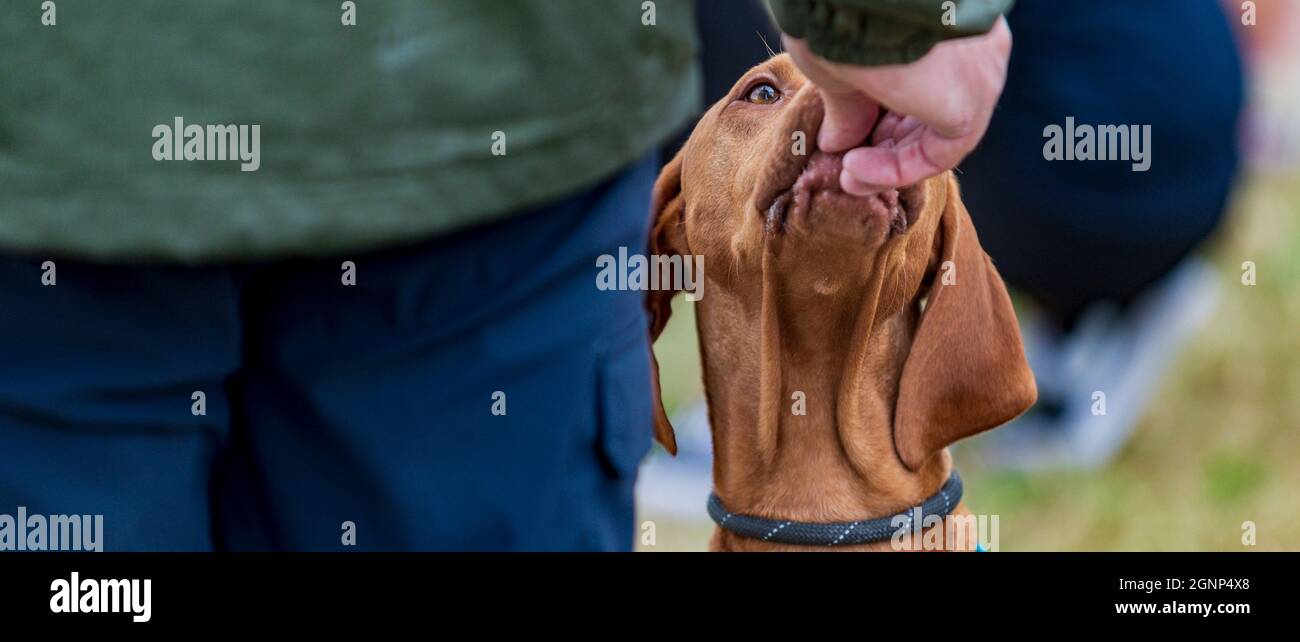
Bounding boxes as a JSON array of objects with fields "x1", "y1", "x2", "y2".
[{"x1": 695, "y1": 267, "x2": 952, "y2": 549}]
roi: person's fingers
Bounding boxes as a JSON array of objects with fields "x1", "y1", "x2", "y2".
[
  {"x1": 871, "y1": 112, "x2": 920, "y2": 146},
  {"x1": 840, "y1": 139, "x2": 893, "y2": 196},
  {"x1": 839, "y1": 168, "x2": 887, "y2": 196},
  {"x1": 869, "y1": 111, "x2": 900, "y2": 144},
  {"x1": 889, "y1": 118, "x2": 929, "y2": 148},
  {"x1": 818, "y1": 90, "x2": 879, "y2": 153},
  {"x1": 783, "y1": 36, "x2": 881, "y2": 153},
  {"x1": 842, "y1": 126, "x2": 973, "y2": 188},
  {"x1": 784, "y1": 22, "x2": 1009, "y2": 186}
]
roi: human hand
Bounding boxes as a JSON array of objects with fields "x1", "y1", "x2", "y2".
[{"x1": 783, "y1": 17, "x2": 1012, "y2": 195}]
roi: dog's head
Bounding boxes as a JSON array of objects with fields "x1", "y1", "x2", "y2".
[{"x1": 647, "y1": 54, "x2": 1035, "y2": 471}]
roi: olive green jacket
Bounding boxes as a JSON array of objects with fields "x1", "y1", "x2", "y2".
[
  {"x1": 0, "y1": 0, "x2": 1007, "y2": 262},
  {"x1": 772, "y1": 0, "x2": 1011, "y2": 65}
]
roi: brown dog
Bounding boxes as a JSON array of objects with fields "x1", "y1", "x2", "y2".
[{"x1": 646, "y1": 54, "x2": 1037, "y2": 551}]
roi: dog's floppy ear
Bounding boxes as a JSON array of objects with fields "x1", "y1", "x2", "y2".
[
  {"x1": 893, "y1": 175, "x2": 1036, "y2": 470},
  {"x1": 646, "y1": 150, "x2": 688, "y2": 455}
]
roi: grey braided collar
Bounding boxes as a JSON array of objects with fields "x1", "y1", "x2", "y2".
[{"x1": 707, "y1": 472, "x2": 963, "y2": 547}]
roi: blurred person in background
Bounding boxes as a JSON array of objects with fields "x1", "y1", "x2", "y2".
[
  {"x1": 0, "y1": 0, "x2": 1012, "y2": 551},
  {"x1": 956, "y1": 0, "x2": 1245, "y2": 468},
  {"x1": 1235, "y1": 0, "x2": 1300, "y2": 173}
]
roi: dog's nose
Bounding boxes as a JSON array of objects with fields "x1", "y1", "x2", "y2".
[
  {"x1": 798, "y1": 151, "x2": 845, "y2": 191},
  {"x1": 782, "y1": 83, "x2": 827, "y2": 152}
]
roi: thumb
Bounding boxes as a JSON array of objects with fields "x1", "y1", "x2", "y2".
[
  {"x1": 841, "y1": 125, "x2": 970, "y2": 188},
  {"x1": 817, "y1": 88, "x2": 879, "y2": 153}
]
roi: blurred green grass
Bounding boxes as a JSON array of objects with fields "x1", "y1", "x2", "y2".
[{"x1": 643, "y1": 172, "x2": 1300, "y2": 551}]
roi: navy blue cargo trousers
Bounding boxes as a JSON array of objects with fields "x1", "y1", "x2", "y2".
[{"x1": 0, "y1": 156, "x2": 658, "y2": 551}]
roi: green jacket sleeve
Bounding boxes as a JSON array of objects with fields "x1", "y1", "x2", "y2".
[{"x1": 770, "y1": 0, "x2": 1012, "y2": 66}]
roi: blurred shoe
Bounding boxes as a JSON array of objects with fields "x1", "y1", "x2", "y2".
[
  {"x1": 978, "y1": 258, "x2": 1221, "y2": 471},
  {"x1": 1242, "y1": 27, "x2": 1300, "y2": 174}
]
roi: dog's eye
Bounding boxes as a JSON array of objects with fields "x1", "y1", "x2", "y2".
[{"x1": 746, "y1": 82, "x2": 782, "y2": 105}]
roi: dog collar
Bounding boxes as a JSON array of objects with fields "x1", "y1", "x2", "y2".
[{"x1": 707, "y1": 472, "x2": 963, "y2": 547}]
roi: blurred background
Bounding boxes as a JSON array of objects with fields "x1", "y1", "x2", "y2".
[{"x1": 636, "y1": 0, "x2": 1300, "y2": 551}]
